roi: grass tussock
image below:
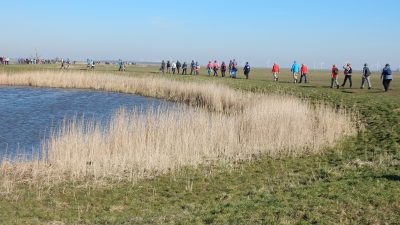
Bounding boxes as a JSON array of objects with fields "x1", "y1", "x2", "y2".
[{"x1": 0, "y1": 71, "x2": 356, "y2": 188}]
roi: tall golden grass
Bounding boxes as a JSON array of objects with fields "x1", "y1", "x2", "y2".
[{"x1": 0, "y1": 71, "x2": 356, "y2": 189}]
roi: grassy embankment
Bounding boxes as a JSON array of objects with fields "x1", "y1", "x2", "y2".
[{"x1": 0, "y1": 64, "x2": 399, "y2": 224}]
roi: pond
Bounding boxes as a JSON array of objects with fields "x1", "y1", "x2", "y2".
[{"x1": 0, "y1": 86, "x2": 176, "y2": 158}]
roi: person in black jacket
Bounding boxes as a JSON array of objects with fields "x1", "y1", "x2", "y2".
[
  {"x1": 176, "y1": 60, "x2": 181, "y2": 74},
  {"x1": 166, "y1": 60, "x2": 171, "y2": 74},
  {"x1": 182, "y1": 62, "x2": 188, "y2": 75},
  {"x1": 244, "y1": 62, "x2": 251, "y2": 79},
  {"x1": 361, "y1": 63, "x2": 372, "y2": 89}
]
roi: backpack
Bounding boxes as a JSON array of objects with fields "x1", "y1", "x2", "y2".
[
  {"x1": 333, "y1": 68, "x2": 339, "y2": 75},
  {"x1": 348, "y1": 67, "x2": 353, "y2": 74}
]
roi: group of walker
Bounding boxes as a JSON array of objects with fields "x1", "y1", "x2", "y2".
[
  {"x1": 159, "y1": 59, "x2": 394, "y2": 92},
  {"x1": 160, "y1": 60, "x2": 251, "y2": 79},
  {"x1": 329, "y1": 63, "x2": 393, "y2": 92},
  {"x1": 272, "y1": 61, "x2": 394, "y2": 92}
]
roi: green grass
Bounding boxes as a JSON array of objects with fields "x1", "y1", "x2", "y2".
[{"x1": 0, "y1": 64, "x2": 399, "y2": 224}]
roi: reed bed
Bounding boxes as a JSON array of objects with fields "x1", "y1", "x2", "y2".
[{"x1": 0, "y1": 71, "x2": 356, "y2": 188}]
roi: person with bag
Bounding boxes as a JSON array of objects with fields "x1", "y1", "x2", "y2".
[
  {"x1": 272, "y1": 63, "x2": 280, "y2": 81},
  {"x1": 190, "y1": 60, "x2": 195, "y2": 75},
  {"x1": 244, "y1": 62, "x2": 251, "y2": 79},
  {"x1": 207, "y1": 61, "x2": 212, "y2": 76},
  {"x1": 231, "y1": 61, "x2": 238, "y2": 78},
  {"x1": 213, "y1": 60, "x2": 219, "y2": 77},
  {"x1": 360, "y1": 63, "x2": 372, "y2": 89},
  {"x1": 166, "y1": 60, "x2": 171, "y2": 74},
  {"x1": 182, "y1": 62, "x2": 188, "y2": 75},
  {"x1": 221, "y1": 62, "x2": 227, "y2": 77},
  {"x1": 331, "y1": 64, "x2": 340, "y2": 89},
  {"x1": 291, "y1": 61, "x2": 300, "y2": 83},
  {"x1": 160, "y1": 60, "x2": 166, "y2": 74},
  {"x1": 341, "y1": 63, "x2": 353, "y2": 88},
  {"x1": 381, "y1": 64, "x2": 393, "y2": 92}
]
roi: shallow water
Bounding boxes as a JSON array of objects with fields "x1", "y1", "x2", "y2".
[{"x1": 0, "y1": 86, "x2": 176, "y2": 157}]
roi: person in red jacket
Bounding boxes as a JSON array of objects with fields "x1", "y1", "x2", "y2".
[
  {"x1": 300, "y1": 64, "x2": 309, "y2": 83},
  {"x1": 331, "y1": 64, "x2": 340, "y2": 89},
  {"x1": 272, "y1": 63, "x2": 280, "y2": 81}
]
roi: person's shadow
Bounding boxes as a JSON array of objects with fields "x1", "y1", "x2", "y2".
[{"x1": 375, "y1": 175, "x2": 400, "y2": 181}]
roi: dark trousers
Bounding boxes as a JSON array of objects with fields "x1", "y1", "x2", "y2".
[
  {"x1": 182, "y1": 68, "x2": 187, "y2": 75},
  {"x1": 221, "y1": 71, "x2": 226, "y2": 77},
  {"x1": 190, "y1": 68, "x2": 194, "y2": 75},
  {"x1": 299, "y1": 74, "x2": 308, "y2": 83},
  {"x1": 213, "y1": 69, "x2": 218, "y2": 76},
  {"x1": 383, "y1": 79, "x2": 392, "y2": 92},
  {"x1": 341, "y1": 75, "x2": 352, "y2": 88},
  {"x1": 177, "y1": 68, "x2": 180, "y2": 74}
]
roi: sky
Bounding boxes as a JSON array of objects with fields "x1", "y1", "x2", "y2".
[{"x1": 1, "y1": 0, "x2": 399, "y2": 69}]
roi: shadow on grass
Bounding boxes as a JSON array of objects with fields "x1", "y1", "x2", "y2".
[
  {"x1": 375, "y1": 175, "x2": 400, "y2": 181},
  {"x1": 300, "y1": 85, "x2": 318, "y2": 88}
]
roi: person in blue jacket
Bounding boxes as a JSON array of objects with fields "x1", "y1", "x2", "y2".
[
  {"x1": 381, "y1": 64, "x2": 393, "y2": 92},
  {"x1": 291, "y1": 61, "x2": 301, "y2": 83}
]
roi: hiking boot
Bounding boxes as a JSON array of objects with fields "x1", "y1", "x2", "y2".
[{"x1": 337, "y1": 85, "x2": 340, "y2": 89}]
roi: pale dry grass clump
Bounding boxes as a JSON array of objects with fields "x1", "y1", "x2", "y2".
[{"x1": 0, "y1": 71, "x2": 356, "y2": 189}]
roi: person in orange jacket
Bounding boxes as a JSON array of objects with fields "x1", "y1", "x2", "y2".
[
  {"x1": 272, "y1": 63, "x2": 280, "y2": 81},
  {"x1": 300, "y1": 64, "x2": 309, "y2": 83}
]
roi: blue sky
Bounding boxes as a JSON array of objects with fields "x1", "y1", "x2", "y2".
[{"x1": 1, "y1": 0, "x2": 399, "y2": 69}]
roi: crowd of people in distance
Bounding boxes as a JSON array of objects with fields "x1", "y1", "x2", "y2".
[
  {"x1": 0, "y1": 57, "x2": 10, "y2": 65},
  {"x1": 159, "y1": 59, "x2": 251, "y2": 79}
]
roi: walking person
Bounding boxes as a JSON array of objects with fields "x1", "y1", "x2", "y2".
[
  {"x1": 195, "y1": 62, "x2": 200, "y2": 75},
  {"x1": 160, "y1": 60, "x2": 166, "y2": 74},
  {"x1": 190, "y1": 60, "x2": 195, "y2": 75},
  {"x1": 207, "y1": 61, "x2": 212, "y2": 76},
  {"x1": 66, "y1": 58, "x2": 70, "y2": 69},
  {"x1": 176, "y1": 60, "x2": 181, "y2": 74},
  {"x1": 381, "y1": 64, "x2": 393, "y2": 92},
  {"x1": 91, "y1": 60, "x2": 95, "y2": 70},
  {"x1": 341, "y1": 63, "x2": 353, "y2": 88},
  {"x1": 228, "y1": 60, "x2": 233, "y2": 75},
  {"x1": 361, "y1": 63, "x2": 372, "y2": 89},
  {"x1": 331, "y1": 64, "x2": 340, "y2": 89},
  {"x1": 291, "y1": 61, "x2": 300, "y2": 83},
  {"x1": 182, "y1": 62, "x2": 188, "y2": 75},
  {"x1": 244, "y1": 62, "x2": 251, "y2": 79},
  {"x1": 231, "y1": 61, "x2": 238, "y2": 78},
  {"x1": 221, "y1": 62, "x2": 227, "y2": 77},
  {"x1": 171, "y1": 61, "x2": 177, "y2": 74},
  {"x1": 166, "y1": 60, "x2": 171, "y2": 74},
  {"x1": 118, "y1": 59, "x2": 125, "y2": 71},
  {"x1": 300, "y1": 64, "x2": 309, "y2": 83},
  {"x1": 60, "y1": 58, "x2": 65, "y2": 69},
  {"x1": 213, "y1": 60, "x2": 219, "y2": 76},
  {"x1": 272, "y1": 63, "x2": 280, "y2": 81}
]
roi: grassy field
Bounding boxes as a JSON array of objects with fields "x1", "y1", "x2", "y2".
[{"x1": 0, "y1": 64, "x2": 399, "y2": 224}]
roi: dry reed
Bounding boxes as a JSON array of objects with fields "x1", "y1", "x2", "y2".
[{"x1": 0, "y1": 71, "x2": 356, "y2": 188}]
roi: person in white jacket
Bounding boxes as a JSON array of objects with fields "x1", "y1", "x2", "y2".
[{"x1": 171, "y1": 61, "x2": 177, "y2": 74}]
